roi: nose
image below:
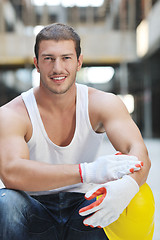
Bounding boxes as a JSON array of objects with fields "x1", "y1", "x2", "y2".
[{"x1": 52, "y1": 58, "x2": 63, "y2": 74}]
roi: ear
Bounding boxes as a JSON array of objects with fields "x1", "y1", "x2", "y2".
[
  {"x1": 34, "y1": 57, "x2": 40, "y2": 73},
  {"x1": 77, "y1": 54, "x2": 83, "y2": 71}
]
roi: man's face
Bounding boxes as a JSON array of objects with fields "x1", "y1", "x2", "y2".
[{"x1": 34, "y1": 40, "x2": 83, "y2": 95}]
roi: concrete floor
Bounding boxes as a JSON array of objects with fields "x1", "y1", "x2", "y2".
[
  {"x1": 0, "y1": 138, "x2": 159, "y2": 239},
  {"x1": 97, "y1": 138, "x2": 160, "y2": 240}
]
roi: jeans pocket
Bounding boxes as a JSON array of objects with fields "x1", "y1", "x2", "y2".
[
  {"x1": 28, "y1": 214, "x2": 55, "y2": 234},
  {"x1": 29, "y1": 225, "x2": 58, "y2": 240},
  {"x1": 64, "y1": 226, "x2": 108, "y2": 240}
]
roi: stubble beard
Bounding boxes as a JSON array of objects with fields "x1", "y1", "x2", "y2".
[{"x1": 40, "y1": 74, "x2": 76, "y2": 95}]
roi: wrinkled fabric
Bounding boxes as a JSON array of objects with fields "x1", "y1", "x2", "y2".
[{"x1": 0, "y1": 189, "x2": 108, "y2": 240}]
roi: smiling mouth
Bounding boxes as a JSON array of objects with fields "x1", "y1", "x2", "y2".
[{"x1": 50, "y1": 76, "x2": 67, "y2": 82}]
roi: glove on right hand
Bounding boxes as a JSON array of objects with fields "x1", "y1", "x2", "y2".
[
  {"x1": 79, "y1": 175, "x2": 139, "y2": 228},
  {"x1": 79, "y1": 153, "x2": 143, "y2": 184}
]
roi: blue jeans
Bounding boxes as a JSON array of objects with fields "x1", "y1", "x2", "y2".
[{"x1": 0, "y1": 188, "x2": 108, "y2": 240}]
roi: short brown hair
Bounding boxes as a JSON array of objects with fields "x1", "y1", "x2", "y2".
[{"x1": 34, "y1": 23, "x2": 81, "y2": 60}]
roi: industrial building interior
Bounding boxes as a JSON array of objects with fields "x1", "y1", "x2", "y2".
[{"x1": 0, "y1": 0, "x2": 160, "y2": 239}]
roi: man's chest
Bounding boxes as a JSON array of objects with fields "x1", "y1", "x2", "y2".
[
  {"x1": 42, "y1": 110, "x2": 76, "y2": 147},
  {"x1": 25, "y1": 99, "x2": 104, "y2": 145},
  {"x1": 25, "y1": 107, "x2": 76, "y2": 147}
]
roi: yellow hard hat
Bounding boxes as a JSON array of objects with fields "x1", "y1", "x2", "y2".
[{"x1": 102, "y1": 183, "x2": 155, "y2": 240}]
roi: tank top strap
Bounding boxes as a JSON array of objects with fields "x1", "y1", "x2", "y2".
[
  {"x1": 76, "y1": 83, "x2": 97, "y2": 135},
  {"x1": 21, "y1": 88, "x2": 38, "y2": 127},
  {"x1": 21, "y1": 88, "x2": 43, "y2": 146}
]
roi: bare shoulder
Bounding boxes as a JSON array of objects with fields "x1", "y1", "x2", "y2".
[
  {"x1": 0, "y1": 96, "x2": 29, "y2": 137},
  {"x1": 88, "y1": 86, "x2": 120, "y2": 104},
  {"x1": 88, "y1": 87, "x2": 130, "y2": 133},
  {"x1": 88, "y1": 86, "x2": 128, "y2": 118}
]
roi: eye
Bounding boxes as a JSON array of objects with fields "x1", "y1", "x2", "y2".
[
  {"x1": 44, "y1": 57, "x2": 54, "y2": 61},
  {"x1": 63, "y1": 56, "x2": 71, "y2": 60}
]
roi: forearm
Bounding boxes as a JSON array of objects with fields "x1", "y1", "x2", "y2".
[
  {"x1": 2, "y1": 159, "x2": 81, "y2": 191},
  {"x1": 127, "y1": 142, "x2": 151, "y2": 186}
]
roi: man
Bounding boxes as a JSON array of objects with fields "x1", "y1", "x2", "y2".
[{"x1": 0, "y1": 23, "x2": 150, "y2": 239}]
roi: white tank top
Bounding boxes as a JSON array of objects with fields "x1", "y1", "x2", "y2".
[{"x1": 21, "y1": 83, "x2": 105, "y2": 195}]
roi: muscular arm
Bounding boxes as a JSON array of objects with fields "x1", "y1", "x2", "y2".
[
  {"x1": 89, "y1": 89, "x2": 151, "y2": 186},
  {"x1": 0, "y1": 105, "x2": 81, "y2": 192}
]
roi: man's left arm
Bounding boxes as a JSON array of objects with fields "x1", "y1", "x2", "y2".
[
  {"x1": 99, "y1": 92, "x2": 151, "y2": 186},
  {"x1": 79, "y1": 91, "x2": 151, "y2": 228}
]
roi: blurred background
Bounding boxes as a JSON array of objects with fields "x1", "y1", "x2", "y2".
[
  {"x1": 0, "y1": 0, "x2": 160, "y2": 239},
  {"x1": 0, "y1": 0, "x2": 160, "y2": 138}
]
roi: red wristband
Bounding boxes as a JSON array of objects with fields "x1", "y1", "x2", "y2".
[
  {"x1": 79, "y1": 164, "x2": 83, "y2": 183},
  {"x1": 115, "y1": 152, "x2": 122, "y2": 155}
]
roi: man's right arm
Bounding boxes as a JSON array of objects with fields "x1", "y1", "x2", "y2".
[{"x1": 0, "y1": 106, "x2": 81, "y2": 192}]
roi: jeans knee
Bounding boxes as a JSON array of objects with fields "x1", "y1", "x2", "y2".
[{"x1": 0, "y1": 189, "x2": 30, "y2": 222}]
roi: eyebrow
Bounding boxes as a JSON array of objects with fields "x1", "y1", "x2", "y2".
[{"x1": 41, "y1": 53, "x2": 74, "y2": 57}]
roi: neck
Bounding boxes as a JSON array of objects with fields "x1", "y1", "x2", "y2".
[{"x1": 34, "y1": 84, "x2": 77, "y2": 112}]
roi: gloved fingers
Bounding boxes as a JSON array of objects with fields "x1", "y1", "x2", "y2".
[
  {"x1": 83, "y1": 212, "x2": 98, "y2": 227},
  {"x1": 79, "y1": 202, "x2": 100, "y2": 216},
  {"x1": 83, "y1": 210, "x2": 103, "y2": 227},
  {"x1": 108, "y1": 161, "x2": 143, "y2": 180},
  {"x1": 114, "y1": 154, "x2": 138, "y2": 162},
  {"x1": 115, "y1": 159, "x2": 143, "y2": 167},
  {"x1": 85, "y1": 185, "x2": 107, "y2": 200},
  {"x1": 115, "y1": 153, "x2": 144, "y2": 168},
  {"x1": 83, "y1": 210, "x2": 117, "y2": 228},
  {"x1": 128, "y1": 161, "x2": 143, "y2": 172},
  {"x1": 116, "y1": 162, "x2": 142, "y2": 176},
  {"x1": 129, "y1": 164, "x2": 142, "y2": 173},
  {"x1": 115, "y1": 152, "x2": 143, "y2": 166},
  {"x1": 87, "y1": 213, "x2": 112, "y2": 228},
  {"x1": 79, "y1": 186, "x2": 107, "y2": 216},
  {"x1": 111, "y1": 160, "x2": 143, "y2": 176},
  {"x1": 79, "y1": 198, "x2": 103, "y2": 216}
]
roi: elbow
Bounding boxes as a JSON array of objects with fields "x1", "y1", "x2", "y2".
[
  {"x1": 143, "y1": 149, "x2": 151, "y2": 183},
  {"x1": 1, "y1": 171, "x2": 14, "y2": 189},
  {"x1": 147, "y1": 156, "x2": 151, "y2": 176},
  {"x1": 0, "y1": 166, "x2": 18, "y2": 190},
  {"x1": 146, "y1": 148, "x2": 151, "y2": 170},
  {"x1": 148, "y1": 156, "x2": 151, "y2": 170},
  {"x1": 1, "y1": 177, "x2": 20, "y2": 190}
]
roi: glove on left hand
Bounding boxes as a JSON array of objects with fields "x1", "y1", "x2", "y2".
[
  {"x1": 79, "y1": 175, "x2": 139, "y2": 228},
  {"x1": 79, "y1": 153, "x2": 143, "y2": 184}
]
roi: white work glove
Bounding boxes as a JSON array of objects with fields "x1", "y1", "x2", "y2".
[
  {"x1": 79, "y1": 175, "x2": 139, "y2": 228},
  {"x1": 79, "y1": 153, "x2": 143, "y2": 184}
]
